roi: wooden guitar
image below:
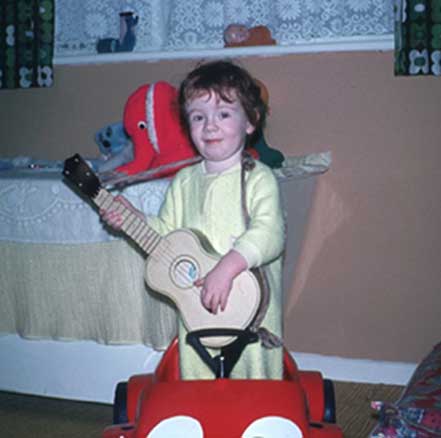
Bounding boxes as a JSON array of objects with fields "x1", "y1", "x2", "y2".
[{"x1": 63, "y1": 154, "x2": 261, "y2": 347}]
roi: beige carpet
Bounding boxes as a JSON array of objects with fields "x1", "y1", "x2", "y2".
[
  {"x1": 1, "y1": 381, "x2": 403, "y2": 437},
  {"x1": 334, "y1": 381, "x2": 403, "y2": 437}
]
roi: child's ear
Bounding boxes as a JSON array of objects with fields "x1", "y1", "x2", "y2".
[
  {"x1": 246, "y1": 109, "x2": 260, "y2": 135},
  {"x1": 246, "y1": 121, "x2": 255, "y2": 135}
]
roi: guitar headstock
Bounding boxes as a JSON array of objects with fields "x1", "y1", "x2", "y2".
[{"x1": 63, "y1": 154, "x2": 101, "y2": 198}]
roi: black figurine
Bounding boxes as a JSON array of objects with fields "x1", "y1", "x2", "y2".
[{"x1": 97, "y1": 11, "x2": 139, "y2": 53}]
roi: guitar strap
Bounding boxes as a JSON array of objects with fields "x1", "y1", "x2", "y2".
[
  {"x1": 187, "y1": 328, "x2": 259, "y2": 378},
  {"x1": 241, "y1": 153, "x2": 283, "y2": 349}
]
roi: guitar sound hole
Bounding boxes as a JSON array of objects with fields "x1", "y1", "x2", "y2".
[{"x1": 172, "y1": 258, "x2": 200, "y2": 288}]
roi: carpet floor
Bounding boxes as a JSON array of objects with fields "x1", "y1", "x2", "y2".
[{"x1": 0, "y1": 381, "x2": 403, "y2": 437}]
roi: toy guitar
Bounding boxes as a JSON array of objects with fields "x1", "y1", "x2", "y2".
[{"x1": 63, "y1": 154, "x2": 261, "y2": 347}]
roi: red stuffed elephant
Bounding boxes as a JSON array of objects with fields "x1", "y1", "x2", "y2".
[{"x1": 116, "y1": 81, "x2": 198, "y2": 178}]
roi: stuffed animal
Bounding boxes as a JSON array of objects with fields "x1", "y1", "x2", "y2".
[
  {"x1": 250, "y1": 132, "x2": 285, "y2": 169},
  {"x1": 93, "y1": 121, "x2": 134, "y2": 173},
  {"x1": 224, "y1": 24, "x2": 276, "y2": 48},
  {"x1": 249, "y1": 79, "x2": 285, "y2": 168},
  {"x1": 116, "y1": 81, "x2": 198, "y2": 178}
]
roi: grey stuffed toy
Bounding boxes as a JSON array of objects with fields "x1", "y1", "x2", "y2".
[{"x1": 93, "y1": 121, "x2": 133, "y2": 173}]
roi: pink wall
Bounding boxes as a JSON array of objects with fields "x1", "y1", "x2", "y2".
[{"x1": 1, "y1": 51, "x2": 440, "y2": 362}]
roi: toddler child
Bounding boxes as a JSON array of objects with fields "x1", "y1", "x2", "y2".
[{"x1": 101, "y1": 60, "x2": 285, "y2": 380}]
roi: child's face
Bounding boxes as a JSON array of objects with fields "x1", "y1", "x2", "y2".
[{"x1": 186, "y1": 90, "x2": 254, "y2": 169}]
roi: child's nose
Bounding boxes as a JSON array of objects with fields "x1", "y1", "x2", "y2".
[{"x1": 204, "y1": 116, "x2": 218, "y2": 131}]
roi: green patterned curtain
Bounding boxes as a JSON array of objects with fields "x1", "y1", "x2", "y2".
[
  {"x1": 395, "y1": 0, "x2": 441, "y2": 75},
  {"x1": 0, "y1": 0, "x2": 55, "y2": 89}
]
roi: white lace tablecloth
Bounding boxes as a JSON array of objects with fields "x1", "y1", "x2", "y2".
[
  {"x1": 0, "y1": 169, "x2": 178, "y2": 349},
  {"x1": 0, "y1": 169, "x2": 170, "y2": 244}
]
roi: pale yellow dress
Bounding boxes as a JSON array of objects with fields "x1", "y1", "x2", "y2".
[{"x1": 147, "y1": 159, "x2": 285, "y2": 379}]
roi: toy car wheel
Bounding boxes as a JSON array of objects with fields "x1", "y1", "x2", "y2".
[
  {"x1": 113, "y1": 381, "x2": 128, "y2": 424},
  {"x1": 323, "y1": 378, "x2": 336, "y2": 423}
]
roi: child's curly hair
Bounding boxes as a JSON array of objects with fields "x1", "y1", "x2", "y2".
[{"x1": 178, "y1": 60, "x2": 267, "y2": 144}]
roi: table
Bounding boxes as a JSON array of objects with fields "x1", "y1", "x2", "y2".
[{"x1": 0, "y1": 156, "x2": 324, "y2": 349}]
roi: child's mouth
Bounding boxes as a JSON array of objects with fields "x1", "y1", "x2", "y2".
[{"x1": 204, "y1": 139, "x2": 222, "y2": 144}]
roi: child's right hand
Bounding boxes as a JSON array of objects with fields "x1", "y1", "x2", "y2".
[
  {"x1": 99, "y1": 195, "x2": 145, "y2": 230},
  {"x1": 194, "y1": 249, "x2": 248, "y2": 314}
]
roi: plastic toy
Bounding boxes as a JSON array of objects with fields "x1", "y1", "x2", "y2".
[
  {"x1": 224, "y1": 24, "x2": 276, "y2": 48},
  {"x1": 102, "y1": 334, "x2": 343, "y2": 438},
  {"x1": 97, "y1": 11, "x2": 139, "y2": 53}
]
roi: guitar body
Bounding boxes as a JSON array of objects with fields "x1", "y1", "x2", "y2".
[{"x1": 145, "y1": 229, "x2": 261, "y2": 348}]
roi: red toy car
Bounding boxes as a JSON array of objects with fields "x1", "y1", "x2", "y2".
[{"x1": 103, "y1": 331, "x2": 343, "y2": 438}]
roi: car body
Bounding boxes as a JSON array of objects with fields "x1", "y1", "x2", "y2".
[{"x1": 103, "y1": 338, "x2": 343, "y2": 438}]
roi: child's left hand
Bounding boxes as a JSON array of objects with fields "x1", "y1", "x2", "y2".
[{"x1": 195, "y1": 250, "x2": 248, "y2": 314}]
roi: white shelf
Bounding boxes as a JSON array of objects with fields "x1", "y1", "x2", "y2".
[{"x1": 54, "y1": 35, "x2": 394, "y2": 66}]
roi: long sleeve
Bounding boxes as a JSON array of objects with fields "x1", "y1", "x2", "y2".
[
  {"x1": 233, "y1": 164, "x2": 285, "y2": 268},
  {"x1": 146, "y1": 174, "x2": 183, "y2": 236}
]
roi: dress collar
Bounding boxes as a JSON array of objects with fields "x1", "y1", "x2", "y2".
[{"x1": 200, "y1": 160, "x2": 242, "y2": 177}]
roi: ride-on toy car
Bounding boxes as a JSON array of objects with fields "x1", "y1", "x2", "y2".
[{"x1": 102, "y1": 329, "x2": 344, "y2": 438}]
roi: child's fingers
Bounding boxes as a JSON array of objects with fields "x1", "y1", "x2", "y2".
[
  {"x1": 194, "y1": 279, "x2": 211, "y2": 311},
  {"x1": 100, "y1": 206, "x2": 123, "y2": 229},
  {"x1": 194, "y1": 278, "x2": 204, "y2": 287},
  {"x1": 220, "y1": 293, "x2": 228, "y2": 312},
  {"x1": 201, "y1": 288, "x2": 219, "y2": 315},
  {"x1": 115, "y1": 195, "x2": 131, "y2": 209},
  {"x1": 202, "y1": 289, "x2": 214, "y2": 313}
]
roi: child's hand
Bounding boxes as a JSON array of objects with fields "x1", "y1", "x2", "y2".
[
  {"x1": 99, "y1": 195, "x2": 144, "y2": 230},
  {"x1": 195, "y1": 266, "x2": 234, "y2": 314},
  {"x1": 195, "y1": 250, "x2": 248, "y2": 314}
]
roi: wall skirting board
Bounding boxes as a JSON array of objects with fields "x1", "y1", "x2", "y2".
[{"x1": 0, "y1": 335, "x2": 414, "y2": 404}]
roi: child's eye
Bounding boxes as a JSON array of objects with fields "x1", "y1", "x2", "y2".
[
  {"x1": 190, "y1": 114, "x2": 204, "y2": 123},
  {"x1": 219, "y1": 111, "x2": 231, "y2": 119}
]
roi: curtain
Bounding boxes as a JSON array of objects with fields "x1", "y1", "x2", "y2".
[
  {"x1": 55, "y1": 0, "x2": 165, "y2": 56},
  {"x1": 395, "y1": 0, "x2": 441, "y2": 75},
  {"x1": 166, "y1": 0, "x2": 393, "y2": 51},
  {"x1": 0, "y1": 0, "x2": 55, "y2": 90},
  {"x1": 55, "y1": 0, "x2": 393, "y2": 57}
]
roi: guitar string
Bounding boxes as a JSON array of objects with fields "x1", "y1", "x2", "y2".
[
  {"x1": 127, "y1": 220, "x2": 203, "y2": 294},
  {"x1": 111, "y1": 199, "x2": 201, "y2": 289}
]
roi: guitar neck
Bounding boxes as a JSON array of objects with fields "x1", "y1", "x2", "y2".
[{"x1": 93, "y1": 188, "x2": 162, "y2": 254}]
